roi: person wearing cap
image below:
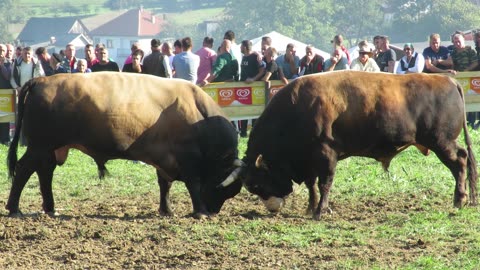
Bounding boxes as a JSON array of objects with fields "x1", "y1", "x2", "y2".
[
  {"x1": 143, "y1": 38, "x2": 172, "y2": 78},
  {"x1": 331, "y1": 34, "x2": 351, "y2": 65},
  {"x1": 373, "y1": 35, "x2": 396, "y2": 73},
  {"x1": 350, "y1": 41, "x2": 380, "y2": 72},
  {"x1": 49, "y1": 53, "x2": 69, "y2": 74},
  {"x1": 394, "y1": 43, "x2": 425, "y2": 74}
]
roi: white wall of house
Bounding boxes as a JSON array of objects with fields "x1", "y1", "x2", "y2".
[{"x1": 91, "y1": 35, "x2": 155, "y2": 68}]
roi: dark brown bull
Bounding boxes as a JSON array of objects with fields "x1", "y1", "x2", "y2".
[
  {"x1": 7, "y1": 72, "x2": 243, "y2": 218},
  {"x1": 223, "y1": 71, "x2": 477, "y2": 220}
]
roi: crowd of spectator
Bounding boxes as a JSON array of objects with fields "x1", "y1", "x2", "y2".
[{"x1": 1, "y1": 30, "x2": 480, "y2": 143}]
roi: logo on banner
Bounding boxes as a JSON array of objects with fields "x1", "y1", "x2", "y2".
[
  {"x1": 218, "y1": 88, "x2": 235, "y2": 106},
  {"x1": 253, "y1": 89, "x2": 264, "y2": 97},
  {"x1": 235, "y1": 87, "x2": 252, "y2": 105},
  {"x1": 470, "y1": 78, "x2": 480, "y2": 94},
  {"x1": 0, "y1": 97, "x2": 9, "y2": 105},
  {"x1": 269, "y1": 86, "x2": 282, "y2": 99}
]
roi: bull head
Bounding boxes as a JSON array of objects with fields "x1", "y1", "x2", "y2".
[{"x1": 217, "y1": 159, "x2": 245, "y2": 188}]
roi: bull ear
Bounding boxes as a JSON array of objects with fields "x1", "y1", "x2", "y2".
[{"x1": 255, "y1": 154, "x2": 268, "y2": 169}]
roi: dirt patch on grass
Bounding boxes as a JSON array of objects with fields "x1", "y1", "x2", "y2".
[{"x1": 0, "y1": 186, "x2": 469, "y2": 269}]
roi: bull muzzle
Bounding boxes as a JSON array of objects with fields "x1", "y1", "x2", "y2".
[
  {"x1": 217, "y1": 159, "x2": 245, "y2": 188},
  {"x1": 261, "y1": 196, "x2": 285, "y2": 212}
]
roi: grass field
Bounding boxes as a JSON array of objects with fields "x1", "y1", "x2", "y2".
[{"x1": 0, "y1": 131, "x2": 479, "y2": 269}]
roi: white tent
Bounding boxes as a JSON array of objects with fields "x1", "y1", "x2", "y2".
[{"x1": 250, "y1": 31, "x2": 330, "y2": 59}]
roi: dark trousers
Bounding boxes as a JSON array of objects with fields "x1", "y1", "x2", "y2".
[
  {"x1": 0, "y1": 122, "x2": 9, "y2": 144},
  {"x1": 239, "y1": 119, "x2": 257, "y2": 137},
  {"x1": 467, "y1": 112, "x2": 479, "y2": 130}
]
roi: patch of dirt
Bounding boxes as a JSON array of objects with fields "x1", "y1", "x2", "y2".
[{"x1": 0, "y1": 187, "x2": 464, "y2": 269}]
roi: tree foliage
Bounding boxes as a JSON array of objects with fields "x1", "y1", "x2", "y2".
[
  {"x1": 0, "y1": 0, "x2": 23, "y2": 43},
  {"x1": 387, "y1": 0, "x2": 480, "y2": 42},
  {"x1": 216, "y1": 0, "x2": 480, "y2": 50},
  {"x1": 104, "y1": 0, "x2": 142, "y2": 10},
  {"x1": 216, "y1": 0, "x2": 337, "y2": 50}
]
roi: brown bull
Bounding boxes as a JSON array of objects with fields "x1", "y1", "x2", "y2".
[
  {"x1": 7, "y1": 72, "x2": 243, "y2": 218},
  {"x1": 225, "y1": 70, "x2": 477, "y2": 220}
]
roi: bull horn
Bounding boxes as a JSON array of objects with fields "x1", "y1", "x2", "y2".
[
  {"x1": 218, "y1": 167, "x2": 243, "y2": 188},
  {"x1": 233, "y1": 159, "x2": 245, "y2": 167},
  {"x1": 255, "y1": 154, "x2": 264, "y2": 168}
]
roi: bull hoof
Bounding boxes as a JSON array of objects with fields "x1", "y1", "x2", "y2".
[
  {"x1": 159, "y1": 210, "x2": 174, "y2": 217},
  {"x1": 44, "y1": 211, "x2": 59, "y2": 217},
  {"x1": 192, "y1": 212, "x2": 208, "y2": 220},
  {"x1": 159, "y1": 205, "x2": 174, "y2": 217},
  {"x1": 313, "y1": 212, "x2": 322, "y2": 221},
  {"x1": 454, "y1": 195, "x2": 468, "y2": 208},
  {"x1": 8, "y1": 211, "x2": 23, "y2": 218}
]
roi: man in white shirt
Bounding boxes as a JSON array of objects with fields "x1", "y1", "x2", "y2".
[{"x1": 10, "y1": 46, "x2": 45, "y2": 94}]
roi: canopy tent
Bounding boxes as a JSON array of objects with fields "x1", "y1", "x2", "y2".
[{"x1": 250, "y1": 31, "x2": 330, "y2": 59}]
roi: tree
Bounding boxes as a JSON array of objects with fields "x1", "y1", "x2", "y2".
[
  {"x1": 386, "y1": 0, "x2": 480, "y2": 42},
  {"x1": 0, "y1": 0, "x2": 23, "y2": 43},
  {"x1": 332, "y1": 0, "x2": 385, "y2": 47},
  {"x1": 217, "y1": 0, "x2": 337, "y2": 50},
  {"x1": 104, "y1": 0, "x2": 141, "y2": 10}
]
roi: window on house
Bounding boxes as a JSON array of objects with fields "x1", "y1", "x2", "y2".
[
  {"x1": 94, "y1": 38, "x2": 100, "y2": 45},
  {"x1": 106, "y1": 40, "x2": 113, "y2": 48}
]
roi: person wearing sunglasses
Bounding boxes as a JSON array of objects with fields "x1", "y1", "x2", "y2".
[{"x1": 395, "y1": 43, "x2": 425, "y2": 74}]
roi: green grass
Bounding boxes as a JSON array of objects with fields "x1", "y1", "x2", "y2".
[
  {"x1": 0, "y1": 129, "x2": 479, "y2": 269},
  {"x1": 165, "y1": 7, "x2": 225, "y2": 26}
]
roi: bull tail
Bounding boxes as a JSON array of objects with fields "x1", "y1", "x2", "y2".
[
  {"x1": 7, "y1": 80, "x2": 35, "y2": 180},
  {"x1": 457, "y1": 80, "x2": 478, "y2": 205}
]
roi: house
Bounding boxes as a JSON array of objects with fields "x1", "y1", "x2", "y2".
[
  {"x1": 88, "y1": 7, "x2": 164, "y2": 67},
  {"x1": 16, "y1": 17, "x2": 91, "y2": 57}
]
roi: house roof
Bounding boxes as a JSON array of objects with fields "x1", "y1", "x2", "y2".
[
  {"x1": 89, "y1": 8, "x2": 163, "y2": 37},
  {"x1": 81, "y1": 10, "x2": 129, "y2": 32},
  {"x1": 17, "y1": 17, "x2": 87, "y2": 45}
]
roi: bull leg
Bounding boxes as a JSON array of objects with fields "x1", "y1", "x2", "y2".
[
  {"x1": 37, "y1": 152, "x2": 57, "y2": 215},
  {"x1": 305, "y1": 177, "x2": 319, "y2": 215},
  {"x1": 432, "y1": 143, "x2": 468, "y2": 208},
  {"x1": 6, "y1": 149, "x2": 38, "y2": 216},
  {"x1": 156, "y1": 170, "x2": 174, "y2": 216},
  {"x1": 313, "y1": 146, "x2": 338, "y2": 220},
  {"x1": 185, "y1": 180, "x2": 208, "y2": 219}
]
